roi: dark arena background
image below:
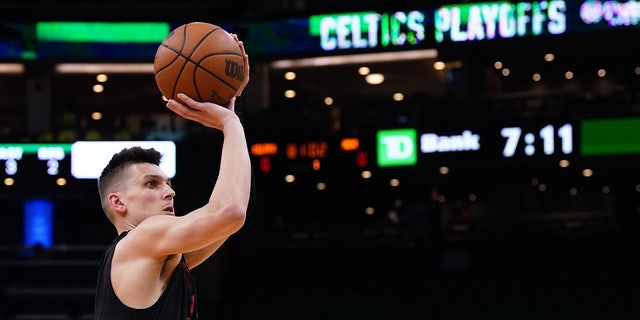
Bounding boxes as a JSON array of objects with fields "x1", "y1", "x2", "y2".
[{"x1": 1, "y1": 0, "x2": 640, "y2": 319}]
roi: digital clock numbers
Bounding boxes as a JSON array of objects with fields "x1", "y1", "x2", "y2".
[
  {"x1": 374, "y1": 122, "x2": 575, "y2": 168},
  {"x1": 500, "y1": 123, "x2": 573, "y2": 157},
  {"x1": 286, "y1": 141, "x2": 328, "y2": 159}
]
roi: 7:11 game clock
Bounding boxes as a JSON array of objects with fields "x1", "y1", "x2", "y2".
[{"x1": 500, "y1": 123, "x2": 574, "y2": 158}]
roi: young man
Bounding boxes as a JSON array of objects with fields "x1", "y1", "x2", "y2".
[{"x1": 94, "y1": 36, "x2": 250, "y2": 319}]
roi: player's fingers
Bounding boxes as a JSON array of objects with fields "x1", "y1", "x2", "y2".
[
  {"x1": 230, "y1": 34, "x2": 250, "y2": 97},
  {"x1": 166, "y1": 97, "x2": 192, "y2": 115},
  {"x1": 176, "y1": 93, "x2": 205, "y2": 109},
  {"x1": 237, "y1": 52, "x2": 250, "y2": 96}
]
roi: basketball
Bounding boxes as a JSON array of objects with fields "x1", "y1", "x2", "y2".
[{"x1": 153, "y1": 22, "x2": 247, "y2": 106}]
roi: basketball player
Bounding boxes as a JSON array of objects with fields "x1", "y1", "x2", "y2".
[{"x1": 94, "y1": 35, "x2": 251, "y2": 319}]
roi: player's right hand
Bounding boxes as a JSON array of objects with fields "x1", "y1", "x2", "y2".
[{"x1": 166, "y1": 93, "x2": 239, "y2": 131}]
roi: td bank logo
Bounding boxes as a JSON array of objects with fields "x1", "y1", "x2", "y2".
[{"x1": 377, "y1": 128, "x2": 417, "y2": 167}]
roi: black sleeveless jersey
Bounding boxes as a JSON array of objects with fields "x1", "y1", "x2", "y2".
[{"x1": 94, "y1": 231, "x2": 199, "y2": 319}]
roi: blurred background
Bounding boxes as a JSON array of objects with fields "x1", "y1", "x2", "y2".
[{"x1": 1, "y1": 0, "x2": 640, "y2": 319}]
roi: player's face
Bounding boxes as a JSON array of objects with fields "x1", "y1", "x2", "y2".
[{"x1": 120, "y1": 163, "x2": 175, "y2": 222}]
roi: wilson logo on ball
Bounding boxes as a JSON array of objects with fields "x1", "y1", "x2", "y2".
[{"x1": 224, "y1": 59, "x2": 245, "y2": 82}]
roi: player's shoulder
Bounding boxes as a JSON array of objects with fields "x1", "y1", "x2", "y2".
[{"x1": 118, "y1": 215, "x2": 177, "y2": 252}]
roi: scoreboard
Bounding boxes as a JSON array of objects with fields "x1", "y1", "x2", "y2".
[
  {"x1": 0, "y1": 143, "x2": 71, "y2": 179},
  {"x1": 1, "y1": 116, "x2": 639, "y2": 185},
  {"x1": 250, "y1": 116, "x2": 640, "y2": 174},
  {"x1": 249, "y1": 123, "x2": 576, "y2": 175},
  {"x1": 0, "y1": 141, "x2": 176, "y2": 188}
]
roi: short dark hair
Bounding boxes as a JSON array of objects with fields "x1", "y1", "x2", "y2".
[{"x1": 97, "y1": 147, "x2": 163, "y2": 208}]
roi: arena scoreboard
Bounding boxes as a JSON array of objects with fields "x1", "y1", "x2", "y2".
[
  {"x1": 0, "y1": 141, "x2": 176, "y2": 185},
  {"x1": 0, "y1": 143, "x2": 70, "y2": 178},
  {"x1": 375, "y1": 121, "x2": 576, "y2": 168},
  {"x1": 250, "y1": 116, "x2": 640, "y2": 172},
  {"x1": 1, "y1": 117, "x2": 638, "y2": 184}
]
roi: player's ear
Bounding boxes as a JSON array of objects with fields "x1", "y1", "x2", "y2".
[{"x1": 108, "y1": 193, "x2": 126, "y2": 213}]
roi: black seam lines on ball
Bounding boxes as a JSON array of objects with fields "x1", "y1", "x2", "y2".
[
  {"x1": 159, "y1": 25, "x2": 223, "y2": 100},
  {"x1": 189, "y1": 26, "x2": 221, "y2": 100}
]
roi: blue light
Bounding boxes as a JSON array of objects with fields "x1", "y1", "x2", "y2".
[{"x1": 23, "y1": 199, "x2": 54, "y2": 248}]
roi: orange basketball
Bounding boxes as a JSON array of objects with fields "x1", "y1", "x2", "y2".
[{"x1": 153, "y1": 22, "x2": 246, "y2": 106}]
